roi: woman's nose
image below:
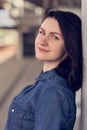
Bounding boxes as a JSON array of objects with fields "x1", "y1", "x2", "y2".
[{"x1": 39, "y1": 36, "x2": 48, "y2": 46}]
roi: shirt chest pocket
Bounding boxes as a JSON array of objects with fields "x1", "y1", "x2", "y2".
[{"x1": 10, "y1": 103, "x2": 34, "y2": 129}]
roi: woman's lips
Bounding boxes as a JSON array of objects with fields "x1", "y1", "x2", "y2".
[{"x1": 37, "y1": 47, "x2": 49, "y2": 52}]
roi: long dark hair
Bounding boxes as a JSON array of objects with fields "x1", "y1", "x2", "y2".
[{"x1": 43, "y1": 10, "x2": 83, "y2": 91}]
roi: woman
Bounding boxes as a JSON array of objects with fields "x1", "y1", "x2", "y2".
[{"x1": 5, "y1": 10, "x2": 83, "y2": 130}]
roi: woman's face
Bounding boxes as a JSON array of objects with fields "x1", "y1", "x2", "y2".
[{"x1": 35, "y1": 17, "x2": 67, "y2": 65}]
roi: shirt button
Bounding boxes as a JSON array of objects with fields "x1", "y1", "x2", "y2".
[{"x1": 12, "y1": 109, "x2": 14, "y2": 112}]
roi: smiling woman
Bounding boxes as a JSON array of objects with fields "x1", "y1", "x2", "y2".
[
  {"x1": 5, "y1": 10, "x2": 83, "y2": 130},
  {"x1": 35, "y1": 17, "x2": 66, "y2": 71}
]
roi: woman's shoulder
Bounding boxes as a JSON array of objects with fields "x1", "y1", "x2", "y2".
[
  {"x1": 45, "y1": 75, "x2": 75, "y2": 102},
  {"x1": 36, "y1": 76, "x2": 76, "y2": 115},
  {"x1": 47, "y1": 74, "x2": 73, "y2": 90}
]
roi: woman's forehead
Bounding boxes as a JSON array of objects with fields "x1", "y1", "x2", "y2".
[{"x1": 41, "y1": 17, "x2": 61, "y2": 33}]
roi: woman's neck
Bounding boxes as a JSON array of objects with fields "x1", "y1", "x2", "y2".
[{"x1": 43, "y1": 61, "x2": 60, "y2": 72}]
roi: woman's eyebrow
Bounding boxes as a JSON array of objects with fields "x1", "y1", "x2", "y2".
[
  {"x1": 40, "y1": 27, "x2": 62, "y2": 36},
  {"x1": 39, "y1": 27, "x2": 45, "y2": 31},
  {"x1": 51, "y1": 32, "x2": 62, "y2": 36}
]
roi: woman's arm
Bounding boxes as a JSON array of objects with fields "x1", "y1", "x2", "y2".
[{"x1": 34, "y1": 87, "x2": 69, "y2": 130}]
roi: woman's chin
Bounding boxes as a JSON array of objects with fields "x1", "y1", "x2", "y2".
[
  {"x1": 36, "y1": 56, "x2": 44, "y2": 61},
  {"x1": 35, "y1": 55, "x2": 45, "y2": 61}
]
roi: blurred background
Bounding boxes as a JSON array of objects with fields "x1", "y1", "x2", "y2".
[{"x1": 0, "y1": 0, "x2": 81, "y2": 130}]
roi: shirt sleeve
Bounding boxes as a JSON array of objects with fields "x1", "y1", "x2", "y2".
[{"x1": 34, "y1": 87, "x2": 69, "y2": 130}]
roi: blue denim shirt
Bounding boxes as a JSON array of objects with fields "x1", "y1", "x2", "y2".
[{"x1": 5, "y1": 69, "x2": 76, "y2": 130}]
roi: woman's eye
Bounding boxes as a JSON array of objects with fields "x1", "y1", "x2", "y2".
[
  {"x1": 52, "y1": 35, "x2": 59, "y2": 40},
  {"x1": 39, "y1": 30, "x2": 45, "y2": 35}
]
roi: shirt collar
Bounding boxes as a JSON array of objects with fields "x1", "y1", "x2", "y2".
[{"x1": 36, "y1": 68, "x2": 58, "y2": 81}]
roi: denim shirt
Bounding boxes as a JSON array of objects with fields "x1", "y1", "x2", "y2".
[{"x1": 5, "y1": 69, "x2": 76, "y2": 130}]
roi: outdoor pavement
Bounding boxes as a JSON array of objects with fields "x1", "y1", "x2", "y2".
[{"x1": 0, "y1": 54, "x2": 81, "y2": 130}]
